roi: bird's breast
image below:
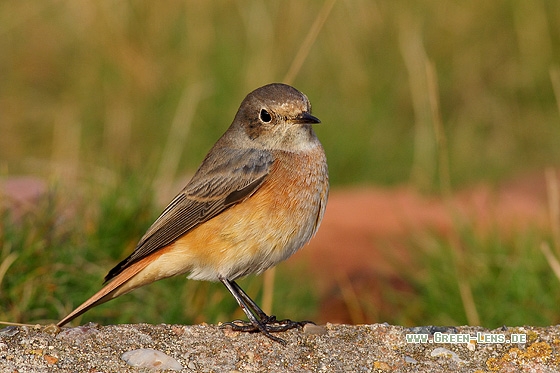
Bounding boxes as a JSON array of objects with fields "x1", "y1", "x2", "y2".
[{"x1": 166, "y1": 144, "x2": 328, "y2": 281}]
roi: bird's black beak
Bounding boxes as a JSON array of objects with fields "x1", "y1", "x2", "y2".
[{"x1": 296, "y1": 111, "x2": 321, "y2": 124}]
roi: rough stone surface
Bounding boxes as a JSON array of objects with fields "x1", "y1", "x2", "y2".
[{"x1": 1, "y1": 323, "x2": 559, "y2": 372}]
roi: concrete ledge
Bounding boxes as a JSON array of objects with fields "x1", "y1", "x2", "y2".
[{"x1": 0, "y1": 323, "x2": 558, "y2": 372}]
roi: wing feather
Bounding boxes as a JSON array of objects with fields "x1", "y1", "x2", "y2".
[{"x1": 105, "y1": 148, "x2": 274, "y2": 282}]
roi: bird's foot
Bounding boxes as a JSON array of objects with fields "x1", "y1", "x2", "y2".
[
  {"x1": 220, "y1": 317, "x2": 314, "y2": 345},
  {"x1": 221, "y1": 317, "x2": 313, "y2": 332}
]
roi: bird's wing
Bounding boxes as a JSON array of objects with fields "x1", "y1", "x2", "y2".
[{"x1": 104, "y1": 147, "x2": 274, "y2": 282}]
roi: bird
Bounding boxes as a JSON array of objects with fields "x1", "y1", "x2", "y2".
[{"x1": 57, "y1": 83, "x2": 329, "y2": 344}]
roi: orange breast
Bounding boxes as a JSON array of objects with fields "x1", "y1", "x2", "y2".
[{"x1": 154, "y1": 145, "x2": 328, "y2": 282}]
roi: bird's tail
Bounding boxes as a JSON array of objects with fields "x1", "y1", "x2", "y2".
[{"x1": 57, "y1": 256, "x2": 153, "y2": 327}]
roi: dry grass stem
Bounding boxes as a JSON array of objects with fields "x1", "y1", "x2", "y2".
[{"x1": 282, "y1": 0, "x2": 336, "y2": 85}]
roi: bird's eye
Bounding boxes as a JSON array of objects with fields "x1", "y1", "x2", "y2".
[{"x1": 259, "y1": 109, "x2": 272, "y2": 123}]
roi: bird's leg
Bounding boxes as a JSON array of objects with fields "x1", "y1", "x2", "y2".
[
  {"x1": 230, "y1": 280, "x2": 313, "y2": 330},
  {"x1": 229, "y1": 280, "x2": 274, "y2": 323},
  {"x1": 219, "y1": 276, "x2": 287, "y2": 344},
  {"x1": 218, "y1": 277, "x2": 312, "y2": 344}
]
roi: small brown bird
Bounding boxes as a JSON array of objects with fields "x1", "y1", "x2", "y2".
[{"x1": 58, "y1": 83, "x2": 329, "y2": 344}]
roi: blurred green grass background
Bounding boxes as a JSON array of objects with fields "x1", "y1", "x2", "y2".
[{"x1": 1, "y1": 1, "x2": 560, "y2": 328}]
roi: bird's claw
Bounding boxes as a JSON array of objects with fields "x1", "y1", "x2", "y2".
[{"x1": 220, "y1": 317, "x2": 313, "y2": 333}]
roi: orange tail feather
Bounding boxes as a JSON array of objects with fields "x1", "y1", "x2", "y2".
[{"x1": 57, "y1": 256, "x2": 153, "y2": 327}]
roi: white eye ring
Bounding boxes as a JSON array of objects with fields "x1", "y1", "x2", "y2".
[{"x1": 259, "y1": 109, "x2": 272, "y2": 123}]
